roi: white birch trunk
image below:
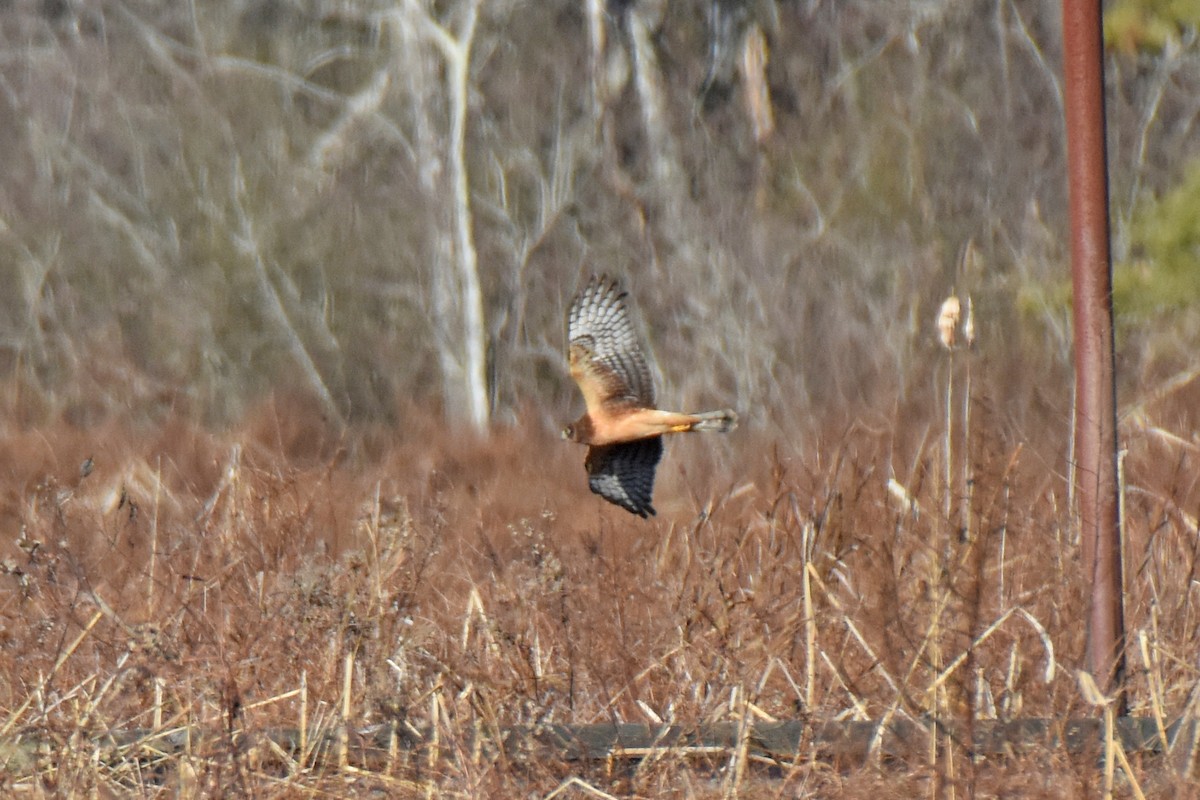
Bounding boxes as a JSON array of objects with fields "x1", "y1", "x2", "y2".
[
  {"x1": 389, "y1": 0, "x2": 489, "y2": 433},
  {"x1": 443, "y1": 2, "x2": 489, "y2": 433}
]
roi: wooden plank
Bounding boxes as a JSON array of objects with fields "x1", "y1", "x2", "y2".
[
  {"x1": 508, "y1": 717, "x2": 1168, "y2": 760},
  {"x1": 0, "y1": 717, "x2": 1181, "y2": 776}
]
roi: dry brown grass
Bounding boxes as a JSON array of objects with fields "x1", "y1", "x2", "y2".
[{"x1": 0, "y1": 374, "x2": 1196, "y2": 798}]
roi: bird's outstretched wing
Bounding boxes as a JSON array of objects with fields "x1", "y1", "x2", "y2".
[
  {"x1": 584, "y1": 437, "x2": 663, "y2": 517},
  {"x1": 568, "y1": 275, "x2": 655, "y2": 413}
]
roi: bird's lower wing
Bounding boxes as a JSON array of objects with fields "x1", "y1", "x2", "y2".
[{"x1": 584, "y1": 437, "x2": 663, "y2": 518}]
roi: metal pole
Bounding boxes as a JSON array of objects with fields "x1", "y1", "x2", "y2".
[{"x1": 1061, "y1": 0, "x2": 1125, "y2": 708}]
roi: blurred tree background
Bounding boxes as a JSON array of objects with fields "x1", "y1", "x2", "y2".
[{"x1": 0, "y1": 0, "x2": 1197, "y2": 438}]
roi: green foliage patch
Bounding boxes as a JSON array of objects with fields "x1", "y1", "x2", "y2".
[
  {"x1": 1105, "y1": 0, "x2": 1200, "y2": 53},
  {"x1": 1118, "y1": 157, "x2": 1200, "y2": 314}
]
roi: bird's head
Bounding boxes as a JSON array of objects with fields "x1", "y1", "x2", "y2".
[{"x1": 562, "y1": 416, "x2": 592, "y2": 443}]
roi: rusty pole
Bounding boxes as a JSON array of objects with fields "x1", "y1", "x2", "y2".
[{"x1": 1061, "y1": 0, "x2": 1125, "y2": 707}]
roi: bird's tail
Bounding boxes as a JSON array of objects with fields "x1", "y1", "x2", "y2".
[{"x1": 688, "y1": 409, "x2": 738, "y2": 433}]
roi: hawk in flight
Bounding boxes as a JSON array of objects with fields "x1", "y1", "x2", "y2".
[{"x1": 562, "y1": 275, "x2": 738, "y2": 517}]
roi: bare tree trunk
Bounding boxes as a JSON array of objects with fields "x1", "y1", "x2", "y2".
[
  {"x1": 627, "y1": 9, "x2": 681, "y2": 192},
  {"x1": 230, "y1": 160, "x2": 348, "y2": 429},
  {"x1": 388, "y1": 0, "x2": 489, "y2": 433},
  {"x1": 443, "y1": 2, "x2": 489, "y2": 433},
  {"x1": 585, "y1": 0, "x2": 607, "y2": 125},
  {"x1": 391, "y1": 14, "x2": 461, "y2": 419}
]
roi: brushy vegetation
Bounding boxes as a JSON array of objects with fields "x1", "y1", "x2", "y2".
[
  {"x1": 1, "y1": 383, "x2": 1199, "y2": 797},
  {"x1": 0, "y1": 0, "x2": 1199, "y2": 796}
]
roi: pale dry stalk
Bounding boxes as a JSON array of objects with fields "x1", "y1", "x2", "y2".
[
  {"x1": 802, "y1": 524, "x2": 816, "y2": 710},
  {"x1": 1078, "y1": 671, "x2": 1147, "y2": 800},
  {"x1": 340, "y1": 651, "x2": 354, "y2": 772},
  {"x1": 1139, "y1": 629, "x2": 1169, "y2": 752},
  {"x1": 147, "y1": 455, "x2": 162, "y2": 612}
]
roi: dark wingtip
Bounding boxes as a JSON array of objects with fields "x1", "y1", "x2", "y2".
[
  {"x1": 630, "y1": 500, "x2": 656, "y2": 518},
  {"x1": 588, "y1": 273, "x2": 624, "y2": 299}
]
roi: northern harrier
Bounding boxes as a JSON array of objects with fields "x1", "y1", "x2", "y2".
[{"x1": 562, "y1": 275, "x2": 738, "y2": 517}]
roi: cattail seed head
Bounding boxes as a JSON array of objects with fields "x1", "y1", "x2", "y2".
[{"x1": 937, "y1": 295, "x2": 961, "y2": 350}]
